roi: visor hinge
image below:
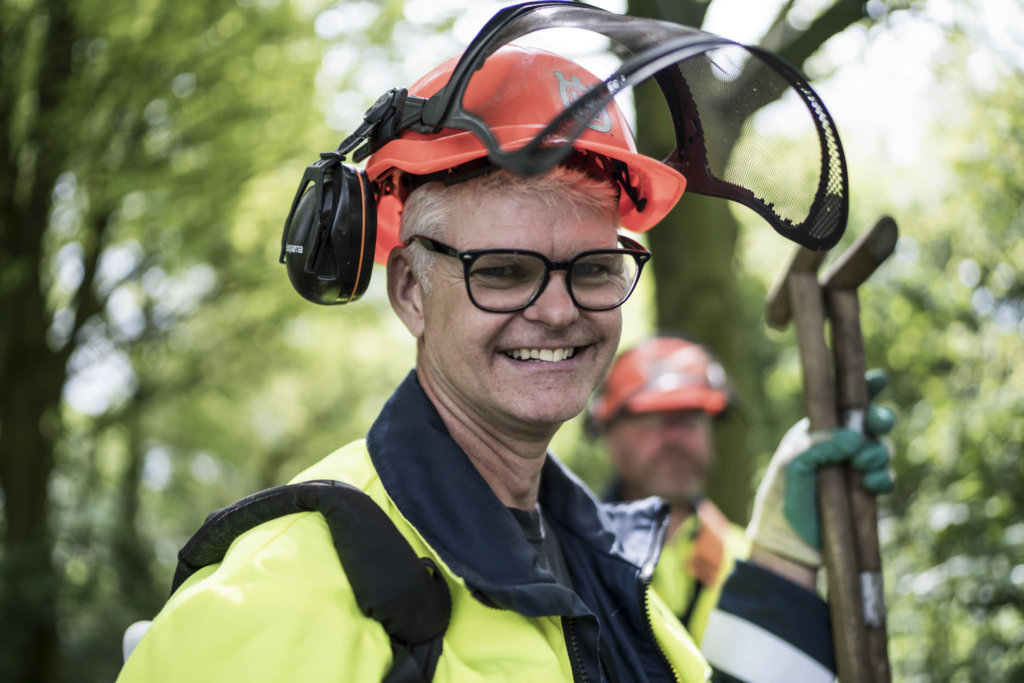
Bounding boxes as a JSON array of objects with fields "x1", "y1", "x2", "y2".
[{"x1": 349, "y1": 89, "x2": 440, "y2": 163}]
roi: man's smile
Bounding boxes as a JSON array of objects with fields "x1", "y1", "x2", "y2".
[{"x1": 501, "y1": 346, "x2": 580, "y2": 362}]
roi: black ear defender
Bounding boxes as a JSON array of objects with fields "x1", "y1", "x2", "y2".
[
  {"x1": 279, "y1": 88, "x2": 435, "y2": 305},
  {"x1": 280, "y1": 158, "x2": 376, "y2": 305}
]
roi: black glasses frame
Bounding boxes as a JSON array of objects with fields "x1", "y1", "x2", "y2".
[{"x1": 407, "y1": 234, "x2": 651, "y2": 313}]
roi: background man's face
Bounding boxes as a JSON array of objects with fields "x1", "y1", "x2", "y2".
[
  {"x1": 605, "y1": 409, "x2": 713, "y2": 504},
  {"x1": 416, "y1": 191, "x2": 622, "y2": 436}
]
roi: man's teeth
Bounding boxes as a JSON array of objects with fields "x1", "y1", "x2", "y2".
[{"x1": 504, "y1": 347, "x2": 577, "y2": 362}]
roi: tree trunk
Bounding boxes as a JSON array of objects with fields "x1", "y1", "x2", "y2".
[
  {"x1": 645, "y1": 192, "x2": 755, "y2": 523},
  {"x1": 0, "y1": 3, "x2": 78, "y2": 680},
  {"x1": 0, "y1": 276, "x2": 64, "y2": 683},
  {"x1": 626, "y1": 0, "x2": 755, "y2": 522}
]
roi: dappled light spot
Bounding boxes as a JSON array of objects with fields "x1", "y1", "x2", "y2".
[
  {"x1": 315, "y1": 2, "x2": 380, "y2": 39},
  {"x1": 143, "y1": 446, "x2": 173, "y2": 492},
  {"x1": 172, "y1": 73, "x2": 197, "y2": 98}
]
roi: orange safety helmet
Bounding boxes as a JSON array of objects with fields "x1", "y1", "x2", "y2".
[
  {"x1": 591, "y1": 336, "x2": 729, "y2": 428},
  {"x1": 365, "y1": 45, "x2": 687, "y2": 264}
]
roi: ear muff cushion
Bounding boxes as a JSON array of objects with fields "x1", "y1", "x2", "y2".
[{"x1": 330, "y1": 166, "x2": 375, "y2": 304}]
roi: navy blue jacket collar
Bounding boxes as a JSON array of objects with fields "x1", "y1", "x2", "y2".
[{"x1": 367, "y1": 371, "x2": 677, "y2": 683}]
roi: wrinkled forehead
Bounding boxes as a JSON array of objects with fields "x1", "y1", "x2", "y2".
[{"x1": 445, "y1": 175, "x2": 623, "y2": 254}]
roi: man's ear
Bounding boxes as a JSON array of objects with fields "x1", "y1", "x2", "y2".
[{"x1": 387, "y1": 246, "x2": 425, "y2": 339}]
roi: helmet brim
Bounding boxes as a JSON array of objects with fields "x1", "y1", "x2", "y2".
[
  {"x1": 624, "y1": 386, "x2": 728, "y2": 417},
  {"x1": 367, "y1": 126, "x2": 685, "y2": 264}
]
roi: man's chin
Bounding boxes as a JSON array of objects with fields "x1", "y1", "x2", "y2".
[
  {"x1": 497, "y1": 393, "x2": 589, "y2": 430},
  {"x1": 646, "y1": 484, "x2": 705, "y2": 507}
]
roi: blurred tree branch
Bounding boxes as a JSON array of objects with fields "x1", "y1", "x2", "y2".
[{"x1": 767, "y1": 0, "x2": 868, "y2": 67}]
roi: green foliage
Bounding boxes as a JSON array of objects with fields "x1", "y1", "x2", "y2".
[
  {"x1": 0, "y1": 0, "x2": 415, "y2": 679},
  {"x1": 861, "y1": 75, "x2": 1024, "y2": 682},
  {"x1": 737, "y1": 59, "x2": 1024, "y2": 680},
  {"x1": 29, "y1": 0, "x2": 334, "y2": 675}
]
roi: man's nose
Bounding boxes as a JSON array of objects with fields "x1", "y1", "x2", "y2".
[
  {"x1": 522, "y1": 271, "x2": 579, "y2": 328},
  {"x1": 660, "y1": 422, "x2": 708, "y2": 451}
]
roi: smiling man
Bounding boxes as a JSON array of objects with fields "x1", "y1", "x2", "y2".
[
  {"x1": 388, "y1": 167, "x2": 631, "y2": 511},
  {"x1": 119, "y1": 43, "x2": 895, "y2": 683}
]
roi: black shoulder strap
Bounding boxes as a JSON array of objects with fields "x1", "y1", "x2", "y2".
[{"x1": 172, "y1": 479, "x2": 451, "y2": 683}]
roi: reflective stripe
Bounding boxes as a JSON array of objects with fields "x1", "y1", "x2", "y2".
[{"x1": 701, "y1": 610, "x2": 835, "y2": 683}]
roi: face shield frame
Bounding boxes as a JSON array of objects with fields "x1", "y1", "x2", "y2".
[{"x1": 303, "y1": 0, "x2": 848, "y2": 265}]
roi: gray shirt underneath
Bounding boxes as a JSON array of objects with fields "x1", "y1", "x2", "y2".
[{"x1": 507, "y1": 504, "x2": 574, "y2": 590}]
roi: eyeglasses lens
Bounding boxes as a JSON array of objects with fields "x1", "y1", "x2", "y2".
[
  {"x1": 468, "y1": 254, "x2": 547, "y2": 311},
  {"x1": 467, "y1": 251, "x2": 639, "y2": 312},
  {"x1": 569, "y1": 252, "x2": 638, "y2": 310}
]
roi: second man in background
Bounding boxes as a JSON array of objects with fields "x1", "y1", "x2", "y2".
[{"x1": 590, "y1": 335, "x2": 750, "y2": 642}]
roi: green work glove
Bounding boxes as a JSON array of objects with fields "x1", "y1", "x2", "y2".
[{"x1": 746, "y1": 370, "x2": 895, "y2": 568}]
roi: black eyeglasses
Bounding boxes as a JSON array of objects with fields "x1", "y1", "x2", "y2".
[{"x1": 406, "y1": 234, "x2": 651, "y2": 313}]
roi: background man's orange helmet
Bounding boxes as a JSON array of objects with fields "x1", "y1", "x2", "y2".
[
  {"x1": 365, "y1": 45, "x2": 687, "y2": 263},
  {"x1": 591, "y1": 336, "x2": 729, "y2": 427}
]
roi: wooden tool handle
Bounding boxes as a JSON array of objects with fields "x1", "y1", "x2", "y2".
[
  {"x1": 827, "y1": 287, "x2": 892, "y2": 683},
  {"x1": 765, "y1": 249, "x2": 829, "y2": 330},
  {"x1": 822, "y1": 216, "x2": 899, "y2": 683},
  {"x1": 788, "y1": 273, "x2": 870, "y2": 683},
  {"x1": 820, "y1": 216, "x2": 898, "y2": 291}
]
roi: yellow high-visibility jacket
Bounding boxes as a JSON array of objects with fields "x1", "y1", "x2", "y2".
[
  {"x1": 121, "y1": 373, "x2": 837, "y2": 683},
  {"x1": 119, "y1": 374, "x2": 710, "y2": 683},
  {"x1": 650, "y1": 501, "x2": 751, "y2": 644}
]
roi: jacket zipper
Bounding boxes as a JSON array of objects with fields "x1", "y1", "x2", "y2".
[
  {"x1": 563, "y1": 616, "x2": 589, "y2": 683},
  {"x1": 638, "y1": 506, "x2": 681, "y2": 683},
  {"x1": 472, "y1": 587, "x2": 590, "y2": 682}
]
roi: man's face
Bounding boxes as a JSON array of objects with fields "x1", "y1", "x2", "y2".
[
  {"x1": 403, "y1": 191, "x2": 623, "y2": 436},
  {"x1": 604, "y1": 409, "x2": 714, "y2": 504}
]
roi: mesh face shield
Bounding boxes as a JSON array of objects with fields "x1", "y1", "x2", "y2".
[{"x1": 343, "y1": 1, "x2": 849, "y2": 251}]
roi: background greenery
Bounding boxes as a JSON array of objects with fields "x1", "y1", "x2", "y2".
[{"x1": 1, "y1": 0, "x2": 1022, "y2": 681}]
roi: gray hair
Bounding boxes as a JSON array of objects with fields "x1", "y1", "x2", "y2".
[{"x1": 398, "y1": 166, "x2": 621, "y2": 292}]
